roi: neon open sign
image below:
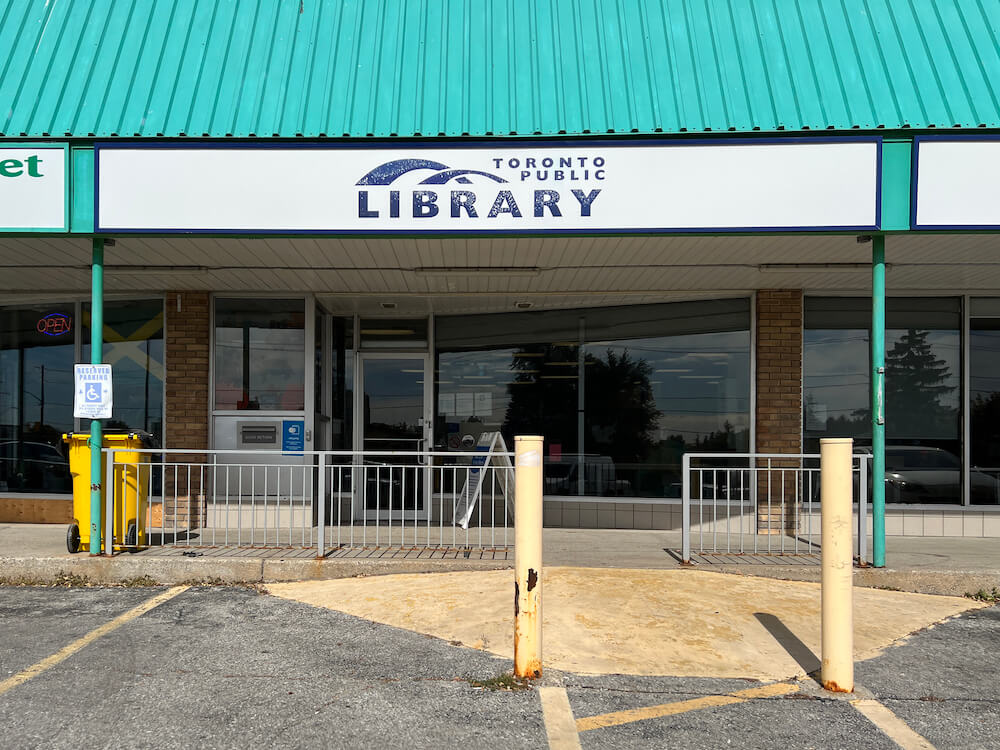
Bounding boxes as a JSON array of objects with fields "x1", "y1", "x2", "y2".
[{"x1": 37, "y1": 313, "x2": 72, "y2": 336}]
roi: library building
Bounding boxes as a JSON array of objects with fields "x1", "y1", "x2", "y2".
[{"x1": 2, "y1": 1, "x2": 1000, "y2": 540}]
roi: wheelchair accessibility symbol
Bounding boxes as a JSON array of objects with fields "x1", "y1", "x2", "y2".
[{"x1": 74, "y1": 364, "x2": 113, "y2": 419}]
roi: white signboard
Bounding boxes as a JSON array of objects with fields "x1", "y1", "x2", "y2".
[
  {"x1": 913, "y1": 137, "x2": 1000, "y2": 229},
  {"x1": 455, "y1": 432, "x2": 515, "y2": 529},
  {"x1": 95, "y1": 140, "x2": 880, "y2": 233},
  {"x1": 0, "y1": 145, "x2": 68, "y2": 231},
  {"x1": 74, "y1": 364, "x2": 113, "y2": 419}
]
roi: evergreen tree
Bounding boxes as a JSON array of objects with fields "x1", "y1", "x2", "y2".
[
  {"x1": 583, "y1": 348, "x2": 661, "y2": 462},
  {"x1": 884, "y1": 328, "x2": 957, "y2": 437}
]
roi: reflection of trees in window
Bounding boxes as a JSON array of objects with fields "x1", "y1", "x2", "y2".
[
  {"x1": 503, "y1": 344, "x2": 578, "y2": 452},
  {"x1": 647, "y1": 423, "x2": 748, "y2": 469},
  {"x1": 584, "y1": 348, "x2": 660, "y2": 463},
  {"x1": 884, "y1": 328, "x2": 957, "y2": 437},
  {"x1": 503, "y1": 345, "x2": 664, "y2": 463},
  {"x1": 804, "y1": 391, "x2": 869, "y2": 438}
]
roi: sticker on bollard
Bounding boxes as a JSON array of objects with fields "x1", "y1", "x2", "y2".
[{"x1": 517, "y1": 449, "x2": 541, "y2": 467}]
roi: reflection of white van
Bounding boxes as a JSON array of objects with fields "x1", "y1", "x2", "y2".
[
  {"x1": 852, "y1": 445, "x2": 999, "y2": 504},
  {"x1": 544, "y1": 454, "x2": 632, "y2": 496}
]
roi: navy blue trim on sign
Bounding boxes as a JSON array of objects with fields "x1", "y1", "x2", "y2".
[
  {"x1": 911, "y1": 135, "x2": 1000, "y2": 231},
  {"x1": 94, "y1": 137, "x2": 883, "y2": 235}
]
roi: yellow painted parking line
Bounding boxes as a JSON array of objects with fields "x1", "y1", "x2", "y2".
[
  {"x1": 0, "y1": 586, "x2": 188, "y2": 698},
  {"x1": 852, "y1": 699, "x2": 936, "y2": 750},
  {"x1": 576, "y1": 681, "x2": 799, "y2": 732},
  {"x1": 539, "y1": 687, "x2": 582, "y2": 750}
]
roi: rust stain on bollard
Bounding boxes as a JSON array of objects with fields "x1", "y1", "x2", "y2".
[
  {"x1": 527, "y1": 568, "x2": 538, "y2": 591},
  {"x1": 515, "y1": 608, "x2": 542, "y2": 679},
  {"x1": 514, "y1": 581, "x2": 519, "y2": 617}
]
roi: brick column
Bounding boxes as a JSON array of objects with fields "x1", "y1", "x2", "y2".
[
  {"x1": 755, "y1": 290, "x2": 803, "y2": 532},
  {"x1": 163, "y1": 291, "x2": 210, "y2": 530}
]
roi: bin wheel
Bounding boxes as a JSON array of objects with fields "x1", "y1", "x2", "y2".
[
  {"x1": 125, "y1": 521, "x2": 138, "y2": 551},
  {"x1": 66, "y1": 524, "x2": 80, "y2": 554}
]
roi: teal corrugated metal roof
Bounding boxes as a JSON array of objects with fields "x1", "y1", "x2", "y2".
[{"x1": 1, "y1": 0, "x2": 998, "y2": 139}]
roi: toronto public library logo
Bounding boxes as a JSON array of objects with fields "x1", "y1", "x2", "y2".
[
  {"x1": 356, "y1": 158, "x2": 508, "y2": 186},
  {"x1": 354, "y1": 158, "x2": 603, "y2": 220}
]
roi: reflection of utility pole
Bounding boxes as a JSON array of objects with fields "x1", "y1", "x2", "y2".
[
  {"x1": 144, "y1": 341, "x2": 150, "y2": 431},
  {"x1": 38, "y1": 364, "x2": 44, "y2": 427},
  {"x1": 16, "y1": 348, "x2": 23, "y2": 452},
  {"x1": 243, "y1": 325, "x2": 251, "y2": 405}
]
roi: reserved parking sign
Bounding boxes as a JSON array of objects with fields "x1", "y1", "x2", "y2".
[{"x1": 74, "y1": 364, "x2": 113, "y2": 419}]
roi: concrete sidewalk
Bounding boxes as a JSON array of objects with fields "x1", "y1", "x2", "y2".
[{"x1": 1, "y1": 522, "x2": 999, "y2": 595}]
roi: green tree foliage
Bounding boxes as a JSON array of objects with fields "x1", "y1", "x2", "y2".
[
  {"x1": 884, "y1": 328, "x2": 957, "y2": 438},
  {"x1": 584, "y1": 348, "x2": 661, "y2": 462}
]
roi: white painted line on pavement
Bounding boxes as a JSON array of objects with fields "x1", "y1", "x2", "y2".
[
  {"x1": 852, "y1": 698, "x2": 936, "y2": 750},
  {"x1": 539, "y1": 686, "x2": 583, "y2": 750},
  {"x1": 0, "y1": 585, "x2": 189, "y2": 698}
]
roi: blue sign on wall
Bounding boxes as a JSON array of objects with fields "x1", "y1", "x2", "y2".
[{"x1": 282, "y1": 419, "x2": 305, "y2": 454}]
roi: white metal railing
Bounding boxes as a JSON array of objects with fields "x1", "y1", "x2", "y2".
[
  {"x1": 681, "y1": 452, "x2": 872, "y2": 564},
  {"x1": 102, "y1": 449, "x2": 514, "y2": 555}
]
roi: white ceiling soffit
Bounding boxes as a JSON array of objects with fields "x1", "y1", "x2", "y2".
[{"x1": 2, "y1": 235, "x2": 1000, "y2": 313}]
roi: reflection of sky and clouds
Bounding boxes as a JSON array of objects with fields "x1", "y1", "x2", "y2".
[
  {"x1": 214, "y1": 299, "x2": 305, "y2": 411},
  {"x1": 971, "y1": 327, "x2": 1000, "y2": 402},
  {"x1": 804, "y1": 298, "x2": 964, "y2": 503},
  {"x1": 436, "y1": 302, "x2": 752, "y2": 496},
  {"x1": 361, "y1": 358, "x2": 423, "y2": 438},
  {"x1": 805, "y1": 328, "x2": 960, "y2": 439},
  {"x1": 439, "y1": 335, "x2": 750, "y2": 441},
  {"x1": 590, "y1": 332, "x2": 750, "y2": 440}
]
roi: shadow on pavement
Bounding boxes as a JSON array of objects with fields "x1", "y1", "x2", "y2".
[{"x1": 754, "y1": 612, "x2": 821, "y2": 682}]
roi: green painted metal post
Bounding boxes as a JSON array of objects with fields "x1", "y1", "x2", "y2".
[
  {"x1": 88, "y1": 238, "x2": 104, "y2": 555},
  {"x1": 871, "y1": 236, "x2": 886, "y2": 568}
]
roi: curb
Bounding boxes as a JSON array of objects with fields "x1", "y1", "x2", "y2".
[
  {"x1": 0, "y1": 555, "x2": 513, "y2": 586},
  {"x1": 705, "y1": 564, "x2": 1000, "y2": 597}
]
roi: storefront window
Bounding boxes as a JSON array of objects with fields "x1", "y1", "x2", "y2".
[
  {"x1": 318, "y1": 315, "x2": 354, "y2": 451},
  {"x1": 969, "y1": 316, "x2": 1000, "y2": 504},
  {"x1": 83, "y1": 300, "x2": 164, "y2": 440},
  {"x1": 435, "y1": 300, "x2": 751, "y2": 498},
  {"x1": 0, "y1": 305, "x2": 75, "y2": 493},
  {"x1": 804, "y1": 298, "x2": 962, "y2": 504},
  {"x1": 333, "y1": 317, "x2": 354, "y2": 450},
  {"x1": 214, "y1": 299, "x2": 305, "y2": 411},
  {"x1": 437, "y1": 341, "x2": 579, "y2": 458},
  {"x1": 585, "y1": 329, "x2": 750, "y2": 497}
]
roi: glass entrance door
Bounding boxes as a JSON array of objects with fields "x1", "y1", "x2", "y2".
[{"x1": 357, "y1": 354, "x2": 431, "y2": 518}]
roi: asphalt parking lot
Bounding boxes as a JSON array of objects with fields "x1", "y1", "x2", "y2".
[{"x1": 1, "y1": 585, "x2": 997, "y2": 749}]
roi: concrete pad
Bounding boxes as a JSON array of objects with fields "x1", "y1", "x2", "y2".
[{"x1": 267, "y1": 567, "x2": 983, "y2": 679}]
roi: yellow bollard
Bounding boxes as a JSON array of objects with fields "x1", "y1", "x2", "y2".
[
  {"x1": 820, "y1": 437, "x2": 854, "y2": 693},
  {"x1": 514, "y1": 435, "x2": 544, "y2": 679}
]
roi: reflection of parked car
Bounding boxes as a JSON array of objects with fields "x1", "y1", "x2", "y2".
[
  {"x1": 0, "y1": 440, "x2": 73, "y2": 493},
  {"x1": 855, "y1": 446, "x2": 998, "y2": 504},
  {"x1": 544, "y1": 455, "x2": 632, "y2": 496}
]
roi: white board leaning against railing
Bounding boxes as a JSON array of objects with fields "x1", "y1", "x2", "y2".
[{"x1": 455, "y1": 432, "x2": 515, "y2": 529}]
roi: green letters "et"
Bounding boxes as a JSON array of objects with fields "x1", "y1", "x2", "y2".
[{"x1": 0, "y1": 156, "x2": 43, "y2": 178}]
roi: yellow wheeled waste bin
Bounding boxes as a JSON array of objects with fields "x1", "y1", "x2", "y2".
[{"x1": 62, "y1": 432, "x2": 156, "y2": 553}]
